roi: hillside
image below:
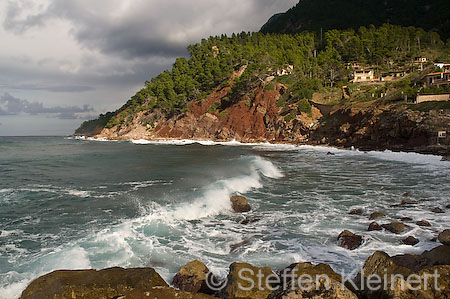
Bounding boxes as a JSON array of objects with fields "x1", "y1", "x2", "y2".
[
  {"x1": 261, "y1": 0, "x2": 450, "y2": 40},
  {"x1": 75, "y1": 24, "x2": 450, "y2": 156}
]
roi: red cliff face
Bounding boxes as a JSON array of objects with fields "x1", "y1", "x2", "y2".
[{"x1": 97, "y1": 82, "x2": 317, "y2": 144}]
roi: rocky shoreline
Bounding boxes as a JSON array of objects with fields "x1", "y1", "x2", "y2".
[{"x1": 20, "y1": 196, "x2": 450, "y2": 299}]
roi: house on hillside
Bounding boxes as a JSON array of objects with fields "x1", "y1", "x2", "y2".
[
  {"x1": 415, "y1": 57, "x2": 427, "y2": 63},
  {"x1": 352, "y1": 69, "x2": 374, "y2": 83},
  {"x1": 276, "y1": 65, "x2": 294, "y2": 76},
  {"x1": 435, "y1": 63, "x2": 450, "y2": 72},
  {"x1": 426, "y1": 71, "x2": 450, "y2": 87}
]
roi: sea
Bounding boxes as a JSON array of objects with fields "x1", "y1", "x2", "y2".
[{"x1": 0, "y1": 136, "x2": 449, "y2": 298}]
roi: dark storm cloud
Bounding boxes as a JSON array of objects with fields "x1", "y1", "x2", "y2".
[
  {"x1": 0, "y1": 92, "x2": 93, "y2": 118},
  {"x1": 3, "y1": 0, "x2": 297, "y2": 59}
]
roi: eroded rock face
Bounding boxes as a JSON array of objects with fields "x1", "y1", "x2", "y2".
[
  {"x1": 230, "y1": 195, "x2": 251, "y2": 213},
  {"x1": 337, "y1": 230, "x2": 363, "y2": 250},
  {"x1": 270, "y1": 262, "x2": 357, "y2": 299},
  {"x1": 172, "y1": 260, "x2": 215, "y2": 295},
  {"x1": 20, "y1": 267, "x2": 168, "y2": 299},
  {"x1": 382, "y1": 222, "x2": 407, "y2": 234},
  {"x1": 221, "y1": 262, "x2": 275, "y2": 299}
]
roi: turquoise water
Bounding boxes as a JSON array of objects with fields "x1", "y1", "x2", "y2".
[{"x1": 0, "y1": 137, "x2": 449, "y2": 298}]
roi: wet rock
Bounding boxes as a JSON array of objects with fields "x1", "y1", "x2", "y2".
[
  {"x1": 369, "y1": 212, "x2": 385, "y2": 220},
  {"x1": 172, "y1": 260, "x2": 216, "y2": 295},
  {"x1": 349, "y1": 208, "x2": 364, "y2": 215},
  {"x1": 400, "y1": 216, "x2": 412, "y2": 222},
  {"x1": 432, "y1": 207, "x2": 445, "y2": 213},
  {"x1": 20, "y1": 267, "x2": 168, "y2": 299},
  {"x1": 271, "y1": 262, "x2": 357, "y2": 299},
  {"x1": 400, "y1": 199, "x2": 417, "y2": 206},
  {"x1": 354, "y1": 250, "x2": 450, "y2": 298},
  {"x1": 446, "y1": 204, "x2": 450, "y2": 209},
  {"x1": 438, "y1": 229, "x2": 450, "y2": 246},
  {"x1": 416, "y1": 220, "x2": 432, "y2": 227},
  {"x1": 123, "y1": 287, "x2": 216, "y2": 299},
  {"x1": 221, "y1": 262, "x2": 275, "y2": 299},
  {"x1": 230, "y1": 240, "x2": 250, "y2": 253},
  {"x1": 337, "y1": 230, "x2": 363, "y2": 250},
  {"x1": 230, "y1": 195, "x2": 251, "y2": 213},
  {"x1": 368, "y1": 222, "x2": 382, "y2": 231},
  {"x1": 402, "y1": 192, "x2": 410, "y2": 197},
  {"x1": 402, "y1": 236, "x2": 419, "y2": 246},
  {"x1": 392, "y1": 254, "x2": 430, "y2": 272},
  {"x1": 240, "y1": 217, "x2": 260, "y2": 225},
  {"x1": 381, "y1": 222, "x2": 406, "y2": 234},
  {"x1": 422, "y1": 245, "x2": 450, "y2": 266}
]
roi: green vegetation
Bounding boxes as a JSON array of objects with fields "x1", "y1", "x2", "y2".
[
  {"x1": 76, "y1": 23, "x2": 450, "y2": 135},
  {"x1": 261, "y1": 0, "x2": 450, "y2": 41}
]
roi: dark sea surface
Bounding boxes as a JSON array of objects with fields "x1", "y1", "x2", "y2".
[{"x1": 0, "y1": 136, "x2": 449, "y2": 298}]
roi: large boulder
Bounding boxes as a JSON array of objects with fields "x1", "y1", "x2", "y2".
[
  {"x1": 172, "y1": 260, "x2": 215, "y2": 295},
  {"x1": 221, "y1": 262, "x2": 275, "y2": 299},
  {"x1": 270, "y1": 262, "x2": 357, "y2": 299},
  {"x1": 353, "y1": 250, "x2": 450, "y2": 298},
  {"x1": 337, "y1": 230, "x2": 363, "y2": 250},
  {"x1": 438, "y1": 229, "x2": 450, "y2": 246},
  {"x1": 382, "y1": 222, "x2": 407, "y2": 234},
  {"x1": 20, "y1": 267, "x2": 168, "y2": 299},
  {"x1": 230, "y1": 196, "x2": 251, "y2": 213},
  {"x1": 123, "y1": 287, "x2": 216, "y2": 298}
]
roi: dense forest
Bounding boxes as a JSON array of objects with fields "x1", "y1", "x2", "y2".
[
  {"x1": 261, "y1": 0, "x2": 450, "y2": 41},
  {"x1": 76, "y1": 24, "x2": 449, "y2": 134}
]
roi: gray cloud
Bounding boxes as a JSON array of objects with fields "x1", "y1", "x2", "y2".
[
  {"x1": 0, "y1": 0, "x2": 297, "y2": 135},
  {"x1": 3, "y1": 0, "x2": 297, "y2": 59},
  {"x1": 0, "y1": 92, "x2": 94, "y2": 119},
  {"x1": 0, "y1": 83, "x2": 95, "y2": 93}
]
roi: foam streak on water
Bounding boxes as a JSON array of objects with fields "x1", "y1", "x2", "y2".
[{"x1": 0, "y1": 137, "x2": 449, "y2": 299}]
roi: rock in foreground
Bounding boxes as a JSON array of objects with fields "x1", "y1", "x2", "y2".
[
  {"x1": 221, "y1": 262, "x2": 274, "y2": 299},
  {"x1": 271, "y1": 262, "x2": 357, "y2": 299},
  {"x1": 172, "y1": 260, "x2": 215, "y2": 295},
  {"x1": 20, "y1": 267, "x2": 167, "y2": 299}
]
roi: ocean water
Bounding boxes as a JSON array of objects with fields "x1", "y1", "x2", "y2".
[{"x1": 0, "y1": 136, "x2": 449, "y2": 298}]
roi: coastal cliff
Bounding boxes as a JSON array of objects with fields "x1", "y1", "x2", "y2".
[{"x1": 75, "y1": 24, "x2": 450, "y2": 156}]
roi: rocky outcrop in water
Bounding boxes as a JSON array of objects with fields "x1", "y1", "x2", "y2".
[
  {"x1": 337, "y1": 230, "x2": 363, "y2": 250},
  {"x1": 230, "y1": 195, "x2": 251, "y2": 213}
]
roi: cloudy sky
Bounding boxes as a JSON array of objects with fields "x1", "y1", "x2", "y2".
[{"x1": 0, "y1": 0, "x2": 297, "y2": 136}]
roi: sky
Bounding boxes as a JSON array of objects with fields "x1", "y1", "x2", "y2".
[{"x1": 0, "y1": 0, "x2": 298, "y2": 136}]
